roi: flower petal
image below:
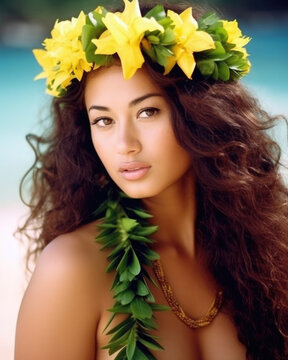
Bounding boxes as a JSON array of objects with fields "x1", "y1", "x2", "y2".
[
  {"x1": 177, "y1": 52, "x2": 196, "y2": 79},
  {"x1": 185, "y1": 30, "x2": 215, "y2": 52},
  {"x1": 133, "y1": 16, "x2": 163, "y2": 35},
  {"x1": 121, "y1": 0, "x2": 141, "y2": 23},
  {"x1": 102, "y1": 13, "x2": 129, "y2": 45},
  {"x1": 164, "y1": 56, "x2": 177, "y2": 75},
  {"x1": 117, "y1": 44, "x2": 144, "y2": 79},
  {"x1": 93, "y1": 31, "x2": 117, "y2": 55}
]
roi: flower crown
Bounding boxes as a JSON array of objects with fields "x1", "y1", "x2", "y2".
[{"x1": 33, "y1": 0, "x2": 251, "y2": 97}]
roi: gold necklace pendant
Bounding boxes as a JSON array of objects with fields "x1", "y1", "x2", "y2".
[{"x1": 153, "y1": 259, "x2": 223, "y2": 329}]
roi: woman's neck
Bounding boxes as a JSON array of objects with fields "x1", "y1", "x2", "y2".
[{"x1": 141, "y1": 169, "x2": 197, "y2": 258}]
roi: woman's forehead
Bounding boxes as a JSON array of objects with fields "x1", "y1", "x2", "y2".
[{"x1": 84, "y1": 65, "x2": 164, "y2": 106}]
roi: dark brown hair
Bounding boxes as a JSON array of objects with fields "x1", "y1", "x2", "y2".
[{"x1": 18, "y1": 2, "x2": 288, "y2": 359}]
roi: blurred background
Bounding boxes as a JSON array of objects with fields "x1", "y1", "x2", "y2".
[{"x1": 0, "y1": 0, "x2": 287, "y2": 359}]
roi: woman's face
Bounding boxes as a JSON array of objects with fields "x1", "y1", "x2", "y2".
[{"x1": 84, "y1": 65, "x2": 192, "y2": 199}]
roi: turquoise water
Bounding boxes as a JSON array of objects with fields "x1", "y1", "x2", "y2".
[
  {"x1": 0, "y1": 47, "x2": 49, "y2": 204},
  {"x1": 0, "y1": 23, "x2": 287, "y2": 204}
]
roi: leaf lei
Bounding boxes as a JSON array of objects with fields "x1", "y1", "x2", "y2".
[{"x1": 93, "y1": 189, "x2": 170, "y2": 360}]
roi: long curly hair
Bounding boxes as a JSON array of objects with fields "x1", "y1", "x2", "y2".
[{"x1": 18, "y1": 2, "x2": 288, "y2": 359}]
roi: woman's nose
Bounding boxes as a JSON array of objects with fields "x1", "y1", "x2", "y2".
[{"x1": 116, "y1": 121, "x2": 141, "y2": 155}]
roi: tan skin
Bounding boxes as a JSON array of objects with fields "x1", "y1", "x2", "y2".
[{"x1": 15, "y1": 66, "x2": 247, "y2": 359}]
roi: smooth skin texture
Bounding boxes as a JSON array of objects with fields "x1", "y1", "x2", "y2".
[
  {"x1": 85, "y1": 65, "x2": 193, "y2": 200},
  {"x1": 15, "y1": 66, "x2": 247, "y2": 359}
]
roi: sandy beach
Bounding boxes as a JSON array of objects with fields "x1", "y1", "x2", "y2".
[{"x1": 0, "y1": 204, "x2": 30, "y2": 360}]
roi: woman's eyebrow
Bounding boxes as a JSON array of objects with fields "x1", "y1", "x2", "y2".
[
  {"x1": 88, "y1": 93, "x2": 163, "y2": 113},
  {"x1": 128, "y1": 93, "x2": 163, "y2": 107}
]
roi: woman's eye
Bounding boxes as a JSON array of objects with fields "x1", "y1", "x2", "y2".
[
  {"x1": 91, "y1": 118, "x2": 113, "y2": 127},
  {"x1": 138, "y1": 107, "x2": 159, "y2": 118}
]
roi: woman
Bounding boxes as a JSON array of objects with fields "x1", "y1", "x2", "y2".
[{"x1": 15, "y1": 1, "x2": 288, "y2": 359}]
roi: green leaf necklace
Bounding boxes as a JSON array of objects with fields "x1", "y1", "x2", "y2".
[
  {"x1": 94, "y1": 188, "x2": 223, "y2": 359},
  {"x1": 94, "y1": 189, "x2": 169, "y2": 360}
]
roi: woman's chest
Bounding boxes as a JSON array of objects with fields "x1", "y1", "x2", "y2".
[
  {"x1": 95, "y1": 255, "x2": 247, "y2": 359},
  {"x1": 96, "y1": 289, "x2": 247, "y2": 360},
  {"x1": 151, "y1": 307, "x2": 247, "y2": 360}
]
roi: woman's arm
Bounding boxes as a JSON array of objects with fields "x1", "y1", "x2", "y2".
[{"x1": 15, "y1": 232, "x2": 101, "y2": 360}]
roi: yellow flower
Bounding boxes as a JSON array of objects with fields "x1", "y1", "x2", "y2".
[
  {"x1": 165, "y1": 8, "x2": 215, "y2": 78},
  {"x1": 33, "y1": 11, "x2": 92, "y2": 96},
  {"x1": 222, "y1": 20, "x2": 251, "y2": 58},
  {"x1": 92, "y1": 0, "x2": 163, "y2": 79}
]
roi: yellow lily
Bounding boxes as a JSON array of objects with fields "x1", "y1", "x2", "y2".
[
  {"x1": 222, "y1": 20, "x2": 251, "y2": 58},
  {"x1": 165, "y1": 8, "x2": 215, "y2": 78},
  {"x1": 33, "y1": 11, "x2": 92, "y2": 96},
  {"x1": 92, "y1": 0, "x2": 163, "y2": 79}
]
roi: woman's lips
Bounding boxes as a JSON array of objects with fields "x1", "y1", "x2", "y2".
[{"x1": 119, "y1": 162, "x2": 151, "y2": 180}]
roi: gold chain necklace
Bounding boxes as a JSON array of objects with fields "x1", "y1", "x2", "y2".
[{"x1": 153, "y1": 259, "x2": 223, "y2": 329}]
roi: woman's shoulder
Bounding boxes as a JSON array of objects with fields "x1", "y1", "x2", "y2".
[
  {"x1": 34, "y1": 220, "x2": 106, "y2": 282},
  {"x1": 15, "y1": 220, "x2": 111, "y2": 360},
  {"x1": 28, "y1": 220, "x2": 113, "y2": 306}
]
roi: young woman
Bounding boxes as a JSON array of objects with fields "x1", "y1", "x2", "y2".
[{"x1": 15, "y1": 1, "x2": 288, "y2": 359}]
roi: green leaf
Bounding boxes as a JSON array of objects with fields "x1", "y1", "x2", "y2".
[
  {"x1": 82, "y1": 24, "x2": 97, "y2": 53},
  {"x1": 126, "y1": 328, "x2": 136, "y2": 360},
  {"x1": 218, "y1": 61, "x2": 230, "y2": 81},
  {"x1": 213, "y1": 26, "x2": 228, "y2": 42},
  {"x1": 113, "y1": 281, "x2": 130, "y2": 296},
  {"x1": 96, "y1": 227, "x2": 113, "y2": 240},
  {"x1": 116, "y1": 249, "x2": 129, "y2": 273},
  {"x1": 226, "y1": 55, "x2": 241, "y2": 66},
  {"x1": 100, "y1": 236, "x2": 120, "y2": 250},
  {"x1": 150, "y1": 304, "x2": 171, "y2": 312},
  {"x1": 102, "y1": 342, "x2": 123, "y2": 355},
  {"x1": 108, "y1": 303, "x2": 131, "y2": 314},
  {"x1": 114, "y1": 347, "x2": 127, "y2": 360},
  {"x1": 160, "y1": 28, "x2": 175, "y2": 45},
  {"x1": 198, "y1": 12, "x2": 219, "y2": 28},
  {"x1": 143, "y1": 46, "x2": 157, "y2": 62},
  {"x1": 106, "y1": 255, "x2": 121, "y2": 273},
  {"x1": 154, "y1": 45, "x2": 173, "y2": 67},
  {"x1": 136, "y1": 280, "x2": 150, "y2": 296},
  {"x1": 103, "y1": 330, "x2": 130, "y2": 351},
  {"x1": 142, "y1": 248, "x2": 160, "y2": 261},
  {"x1": 109, "y1": 320, "x2": 134, "y2": 342},
  {"x1": 119, "y1": 217, "x2": 139, "y2": 232},
  {"x1": 106, "y1": 316, "x2": 132, "y2": 335},
  {"x1": 130, "y1": 297, "x2": 153, "y2": 319},
  {"x1": 147, "y1": 35, "x2": 160, "y2": 44},
  {"x1": 103, "y1": 312, "x2": 116, "y2": 332},
  {"x1": 212, "y1": 62, "x2": 219, "y2": 80},
  {"x1": 197, "y1": 59, "x2": 215, "y2": 76},
  {"x1": 128, "y1": 249, "x2": 141, "y2": 276},
  {"x1": 118, "y1": 290, "x2": 136, "y2": 305},
  {"x1": 128, "y1": 208, "x2": 154, "y2": 219},
  {"x1": 92, "y1": 199, "x2": 108, "y2": 217},
  {"x1": 145, "y1": 292, "x2": 155, "y2": 303},
  {"x1": 107, "y1": 243, "x2": 125, "y2": 260},
  {"x1": 136, "y1": 225, "x2": 158, "y2": 236},
  {"x1": 130, "y1": 234, "x2": 153, "y2": 243},
  {"x1": 120, "y1": 269, "x2": 136, "y2": 282},
  {"x1": 141, "y1": 267, "x2": 158, "y2": 287},
  {"x1": 145, "y1": 4, "x2": 166, "y2": 20},
  {"x1": 158, "y1": 17, "x2": 173, "y2": 28},
  {"x1": 138, "y1": 337, "x2": 164, "y2": 351},
  {"x1": 111, "y1": 272, "x2": 120, "y2": 290},
  {"x1": 133, "y1": 347, "x2": 150, "y2": 360},
  {"x1": 208, "y1": 41, "x2": 226, "y2": 57},
  {"x1": 139, "y1": 317, "x2": 158, "y2": 330},
  {"x1": 98, "y1": 223, "x2": 117, "y2": 229}
]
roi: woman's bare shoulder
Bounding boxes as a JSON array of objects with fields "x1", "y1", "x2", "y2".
[
  {"x1": 31, "y1": 220, "x2": 107, "y2": 285},
  {"x1": 15, "y1": 220, "x2": 111, "y2": 360}
]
